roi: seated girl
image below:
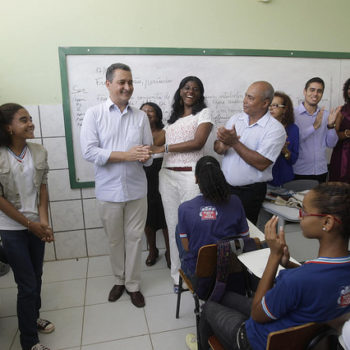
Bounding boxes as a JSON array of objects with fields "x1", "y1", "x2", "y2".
[
  {"x1": 188, "y1": 182, "x2": 350, "y2": 350},
  {"x1": 177, "y1": 155, "x2": 249, "y2": 280}
]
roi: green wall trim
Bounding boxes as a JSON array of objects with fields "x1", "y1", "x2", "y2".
[
  {"x1": 59, "y1": 46, "x2": 350, "y2": 59},
  {"x1": 58, "y1": 46, "x2": 350, "y2": 188}
]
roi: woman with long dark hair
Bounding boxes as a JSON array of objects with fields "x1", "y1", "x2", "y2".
[
  {"x1": 268, "y1": 91, "x2": 299, "y2": 186},
  {"x1": 152, "y1": 76, "x2": 213, "y2": 291},
  {"x1": 0, "y1": 103, "x2": 54, "y2": 350},
  {"x1": 140, "y1": 102, "x2": 170, "y2": 268}
]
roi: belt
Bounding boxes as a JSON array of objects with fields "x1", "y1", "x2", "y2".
[
  {"x1": 236, "y1": 322, "x2": 252, "y2": 350},
  {"x1": 166, "y1": 167, "x2": 192, "y2": 172},
  {"x1": 230, "y1": 182, "x2": 266, "y2": 190}
]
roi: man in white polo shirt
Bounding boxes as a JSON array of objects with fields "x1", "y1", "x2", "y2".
[
  {"x1": 214, "y1": 81, "x2": 286, "y2": 224},
  {"x1": 80, "y1": 63, "x2": 153, "y2": 308}
]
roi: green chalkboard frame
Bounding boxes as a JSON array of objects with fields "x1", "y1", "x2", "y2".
[{"x1": 58, "y1": 46, "x2": 350, "y2": 189}]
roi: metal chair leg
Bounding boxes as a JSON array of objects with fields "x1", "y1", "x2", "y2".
[
  {"x1": 176, "y1": 275, "x2": 183, "y2": 318},
  {"x1": 194, "y1": 295, "x2": 203, "y2": 350}
]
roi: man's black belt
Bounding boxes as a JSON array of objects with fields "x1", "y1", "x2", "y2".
[{"x1": 230, "y1": 182, "x2": 266, "y2": 190}]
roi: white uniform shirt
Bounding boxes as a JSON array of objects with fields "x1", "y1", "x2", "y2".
[
  {"x1": 80, "y1": 99, "x2": 153, "y2": 202},
  {"x1": 221, "y1": 111, "x2": 286, "y2": 186},
  {"x1": 0, "y1": 148, "x2": 39, "y2": 230}
]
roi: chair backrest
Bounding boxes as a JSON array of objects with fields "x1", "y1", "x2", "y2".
[
  {"x1": 195, "y1": 238, "x2": 262, "y2": 278},
  {"x1": 266, "y1": 322, "x2": 336, "y2": 350},
  {"x1": 208, "y1": 335, "x2": 224, "y2": 350},
  {"x1": 283, "y1": 179, "x2": 319, "y2": 192},
  {"x1": 195, "y1": 244, "x2": 217, "y2": 278}
]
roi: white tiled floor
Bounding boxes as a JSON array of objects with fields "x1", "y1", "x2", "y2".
[{"x1": 0, "y1": 250, "x2": 196, "y2": 350}]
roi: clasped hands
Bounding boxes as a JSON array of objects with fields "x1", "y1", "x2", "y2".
[
  {"x1": 264, "y1": 216, "x2": 290, "y2": 268},
  {"x1": 30, "y1": 222, "x2": 54, "y2": 242},
  {"x1": 128, "y1": 145, "x2": 152, "y2": 163},
  {"x1": 281, "y1": 141, "x2": 291, "y2": 159},
  {"x1": 217, "y1": 125, "x2": 240, "y2": 147}
]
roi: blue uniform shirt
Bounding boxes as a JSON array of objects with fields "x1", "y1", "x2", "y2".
[
  {"x1": 178, "y1": 194, "x2": 249, "y2": 275},
  {"x1": 246, "y1": 256, "x2": 350, "y2": 350}
]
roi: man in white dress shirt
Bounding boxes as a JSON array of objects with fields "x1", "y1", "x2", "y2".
[
  {"x1": 80, "y1": 63, "x2": 153, "y2": 308},
  {"x1": 214, "y1": 81, "x2": 286, "y2": 224}
]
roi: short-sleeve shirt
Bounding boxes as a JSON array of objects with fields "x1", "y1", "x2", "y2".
[
  {"x1": 178, "y1": 194, "x2": 249, "y2": 275},
  {"x1": 221, "y1": 112, "x2": 286, "y2": 186},
  {"x1": 162, "y1": 108, "x2": 213, "y2": 168},
  {"x1": 246, "y1": 256, "x2": 350, "y2": 350}
]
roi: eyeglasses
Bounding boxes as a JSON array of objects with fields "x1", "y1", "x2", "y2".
[
  {"x1": 269, "y1": 104, "x2": 286, "y2": 109},
  {"x1": 298, "y1": 208, "x2": 342, "y2": 224}
]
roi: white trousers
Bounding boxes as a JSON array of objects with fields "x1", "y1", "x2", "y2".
[
  {"x1": 97, "y1": 197, "x2": 147, "y2": 291},
  {"x1": 159, "y1": 168, "x2": 199, "y2": 284}
]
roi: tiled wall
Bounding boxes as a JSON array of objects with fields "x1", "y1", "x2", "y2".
[{"x1": 25, "y1": 104, "x2": 151, "y2": 261}]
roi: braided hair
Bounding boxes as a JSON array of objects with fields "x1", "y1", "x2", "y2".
[{"x1": 195, "y1": 156, "x2": 230, "y2": 204}]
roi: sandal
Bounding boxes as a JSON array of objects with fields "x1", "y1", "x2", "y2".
[{"x1": 145, "y1": 248, "x2": 159, "y2": 266}]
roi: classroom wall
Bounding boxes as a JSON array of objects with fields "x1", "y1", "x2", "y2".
[
  {"x1": 2, "y1": 0, "x2": 349, "y2": 260},
  {"x1": 1, "y1": 0, "x2": 349, "y2": 104}
]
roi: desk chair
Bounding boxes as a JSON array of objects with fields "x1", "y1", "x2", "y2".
[
  {"x1": 208, "y1": 335, "x2": 224, "y2": 350},
  {"x1": 283, "y1": 179, "x2": 319, "y2": 192},
  {"x1": 176, "y1": 238, "x2": 262, "y2": 349},
  {"x1": 176, "y1": 238, "x2": 263, "y2": 319},
  {"x1": 267, "y1": 322, "x2": 340, "y2": 350},
  {"x1": 176, "y1": 244, "x2": 217, "y2": 349}
]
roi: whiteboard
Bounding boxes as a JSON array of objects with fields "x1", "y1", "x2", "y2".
[{"x1": 59, "y1": 47, "x2": 350, "y2": 188}]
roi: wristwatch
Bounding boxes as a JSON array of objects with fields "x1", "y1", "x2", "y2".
[{"x1": 327, "y1": 122, "x2": 336, "y2": 129}]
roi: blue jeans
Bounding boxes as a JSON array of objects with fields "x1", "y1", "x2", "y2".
[{"x1": 0, "y1": 229, "x2": 45, "y2": 350}]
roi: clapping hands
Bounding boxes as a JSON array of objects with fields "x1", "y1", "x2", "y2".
[
  {"x1": 264, "y1": 216, "x2": 290, "y2": 268},
  {"x1": 217, "y1": 126, "x2": 240, "y2": 146}
]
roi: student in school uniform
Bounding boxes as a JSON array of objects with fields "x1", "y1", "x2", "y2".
[
  {"x1": 186, "y1": 182, "x2": 350, "y2": 350},
  {"x1": 0, "y1": 103, "x2": 55, "y2": 350},
  {"x1": 176, "y1": 155, "x2": 249, "y2": 281}
]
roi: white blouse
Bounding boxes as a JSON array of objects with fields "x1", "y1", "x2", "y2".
[{"x1": 162, "y1": 108, "x2": 213, "y2": 168}]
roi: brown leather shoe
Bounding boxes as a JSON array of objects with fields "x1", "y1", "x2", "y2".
[
  {"x1": 108, "y1": 285, "x2": 125, "y2": 302},
  {"x1": 126, "y1": 290, "x2": 145, "y2": 308}
]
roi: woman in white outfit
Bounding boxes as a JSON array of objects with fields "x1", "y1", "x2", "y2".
[{"x1": 152, "y1": 76, "x2": 213, "y2": 291}]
